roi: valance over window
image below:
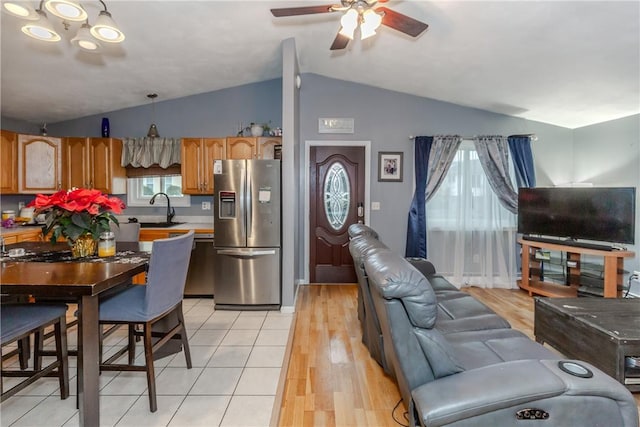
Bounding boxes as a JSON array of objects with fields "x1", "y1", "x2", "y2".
[{"x1": 121, "y1": 137, "x2": 181, "y2": 169}]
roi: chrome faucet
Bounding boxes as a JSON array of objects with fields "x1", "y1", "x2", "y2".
[{"x1": 150, "y1": 192, "x2": 175, "y2": 224}]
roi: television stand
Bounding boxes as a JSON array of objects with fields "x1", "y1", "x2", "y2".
[
  {"x1": 518, "y1": 237, "x2": 635, "y2": 298},
  {"x1": 522, "y1": 235, "x2": 614, "y2": 251}
]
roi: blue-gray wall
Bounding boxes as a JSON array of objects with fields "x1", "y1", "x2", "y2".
[
  {"x1": 298, "y1": 73, "x2": 574, "y2": 255},
  {"x1": 2, "y1": 75, "x2": 638, "y2": 279}
]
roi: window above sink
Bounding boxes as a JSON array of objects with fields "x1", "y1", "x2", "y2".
[{"x1": 127, "y1": 176, "x2": 191, "y2": 207}]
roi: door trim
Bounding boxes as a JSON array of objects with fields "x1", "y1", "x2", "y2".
[{"x1": 303, "y1": 140, "x2": 371, "y2": 283}]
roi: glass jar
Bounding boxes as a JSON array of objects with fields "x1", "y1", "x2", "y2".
[
  {"x1": 2, "y1": 210, "x2": 15, "y2": 220},
  {"x1": 98, "y1": 231, "x2": 116, "y2": 257}
]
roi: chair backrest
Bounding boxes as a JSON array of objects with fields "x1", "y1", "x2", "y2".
[
  {"x1": 144, "y1": 231, "x2": 194, "y2": 318},
  {"x1": 110, "y1": 222, "x2": 141, "y2": 243}
]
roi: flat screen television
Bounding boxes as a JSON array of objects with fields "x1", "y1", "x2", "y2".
[{"x1": 517, "y1": 187, "x2": 636, "y2": 245}]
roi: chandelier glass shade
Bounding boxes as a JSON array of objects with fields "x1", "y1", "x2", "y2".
[{"x1": 3, "y1": 0, "x2": 124, "y2": 52}]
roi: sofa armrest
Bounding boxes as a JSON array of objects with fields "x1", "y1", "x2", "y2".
[{"x1": 412, "y1": 359, "x2": 638, "y2": 427}]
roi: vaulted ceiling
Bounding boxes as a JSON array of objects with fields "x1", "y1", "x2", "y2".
[{"x1": 1, "y1": 1, "x2": 638, "y2": 129}]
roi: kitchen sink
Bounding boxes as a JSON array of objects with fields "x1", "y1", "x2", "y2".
[{"x1": 137, "y1": 221, "x2": 186, "y2": 228}]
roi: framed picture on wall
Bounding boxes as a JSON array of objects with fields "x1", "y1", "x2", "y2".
[{"x1": 378, "y1": 152, "x2": 403, "y2": 182}]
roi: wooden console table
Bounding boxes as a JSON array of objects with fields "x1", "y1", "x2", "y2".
[{"x1": 518, "y1": 238, "x2": 635, "y2": 298}]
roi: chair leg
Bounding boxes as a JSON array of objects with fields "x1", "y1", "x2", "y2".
[
  {"x1": 33, "y1": 329, "x2": 44, "y2": 371},
  {"x1": 17, "y1": 337, "x2": 30, "y2": 370},
  {"x1": 54, "y1": 315, "x2": 69, "y2": 399},
  {"x1": 142, "y1": 322, "x2": 157, "y2": 413},
  {"x1": 128, "y1": 324, "x2": 136, "y2": 365},
  {"x1": 176, "y1": 305, "x2": 192, "y2": 369}
]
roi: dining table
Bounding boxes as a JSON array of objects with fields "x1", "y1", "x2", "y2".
[{"x1": 1, "y1": 240, "x2": 150, "y2": 427}]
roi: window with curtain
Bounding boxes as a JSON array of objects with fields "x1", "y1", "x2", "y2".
[{"x1": 426, "y1": 140, "x2": 517, "y2": 288}]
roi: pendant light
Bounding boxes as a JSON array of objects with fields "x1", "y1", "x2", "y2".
[
  {"x1": 21, "y1": 8, "x2": 61, "y2": 42},
  {"x1": 71, "y1": 21, "x2": 102, "y2": 52},
  {"x1": 90, "y1": 0, "x2": 125, "y2": 43},
  {"x1": 44, "y1": 0, "x2": 87, "y2": 22},
  {"x1": 147, "y1": 94, "x2": 160, "y2": 138}
]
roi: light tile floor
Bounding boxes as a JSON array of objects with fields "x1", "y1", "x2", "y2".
[{"x1": 1, "y1": 299, "x2": 293, "y2": 427}]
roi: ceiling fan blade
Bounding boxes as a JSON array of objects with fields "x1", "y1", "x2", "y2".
[
  {"x1": 377, "y1": 7, "x2": 428, "y2": 38},
  {"x1": 271, "y1": 5, "x2": 338, "y2": 17},
  {"x1": 330, "y1": 32, "x2": 350, "y2": 50}
]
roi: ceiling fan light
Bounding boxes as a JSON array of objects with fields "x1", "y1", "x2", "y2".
[
  {"x1": 339, "y1": 9, "x2": 358, "y2": 40},
  {"x1": 44, "y1": 0, "x2": 87, "y2": 21},
  {"x1": 90, "y1": 10, "x2": 125, "y2": 43},
  {"x1": 362, "y1": 9, "x2": 383, "y2": 31},
  {"x1": 71, "y1": 23, "x2": 102, "y2": 52},
  {"x1": 3, "y1": 2, "x2": 39, "y2": 20},
  {"x1": 360, "y1": 26, "x2": 376, "y2": 40},
  {"x1": 21, "y1": 9, "x2": 61, "y2": 42}
]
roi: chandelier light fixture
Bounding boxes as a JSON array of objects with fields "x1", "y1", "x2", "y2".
[
  {"x1": 337, "y1": 1, "x2": 383, "y2": 41},
  {"x1": 2, "y1": 0, "x2": 125, "y2": 53}
]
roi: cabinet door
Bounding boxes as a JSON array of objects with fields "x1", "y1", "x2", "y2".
[
  {"x1": 257, "y1": 137, "x2": 281, "y2": 159},
  {"x1": 18, "y1": 135, "x2": 62, "y2": 193},
  {"x1": 1, "y1": 130, "x2": 18, "y2": 194},
  {"x1": 226, "y1": 137, "x2": 257, "y2": 159},
  {"x1": 201, "y1": 138, "x2": 226, "y2": 193},
  {"x1": 90, "y1": 138, "x2": 126, "y2": 194},
  {"x1": 63, "y1": 137, "x2": 89, "y2": 189},
  {"x1": 181, "y1": 138, "x2": 204, "y2": 194}
]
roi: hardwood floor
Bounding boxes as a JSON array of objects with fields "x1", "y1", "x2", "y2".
[{"x1": 277, "y1": 284, "x2": 640, "y2": 426}]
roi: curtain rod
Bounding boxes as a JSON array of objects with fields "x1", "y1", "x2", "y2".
[{"x1": 408, "y1": 134, "x2": 537, "y2": 141}]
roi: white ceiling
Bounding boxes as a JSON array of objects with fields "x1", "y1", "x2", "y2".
[{"x1": 1, "y1": 1, "x2": 639, "y2": 129}]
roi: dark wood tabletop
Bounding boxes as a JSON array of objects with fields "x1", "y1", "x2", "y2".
[{"x1": 1, "y1": 241, "x2": 148, "y2": 297}]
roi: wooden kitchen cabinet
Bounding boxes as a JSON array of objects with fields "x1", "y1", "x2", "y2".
[
  {"x1": 62, "y1": 137, "x2": 126, "y2": 194},
  {"x1": 181, "y1": 137, "x2": 226, "y2": 194},
  {"x1": 257, "y1": 136, "x2": 281, "y2": 159},
  {"x1": 226, "y1": 136, "x2": 281, "y2": 160},
  {"x1": 1, "y1": 130, "x2": 18, "y2": 194},
  {"x1": 226, "y1": 137, "x2": 256, "y2": 159},
  {"x1": 17, "y1": 134, "x2": 63, "y2": 194}
]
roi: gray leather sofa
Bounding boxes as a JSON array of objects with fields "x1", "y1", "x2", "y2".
[{"x1": 349, "y1": 224, "x2": 639, "y2": 427}]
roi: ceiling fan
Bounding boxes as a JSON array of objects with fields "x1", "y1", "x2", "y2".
[{"x1": 271, "y1": 0, "x2": 428, "y2": 50}]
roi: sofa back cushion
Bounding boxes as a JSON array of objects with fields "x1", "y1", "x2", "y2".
[{"x1": 365, "y1": 250, "x2": 438, "y2": 329}]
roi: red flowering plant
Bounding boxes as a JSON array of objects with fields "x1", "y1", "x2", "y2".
[{"x1": 28, "y1": 188, "x2": 125, "y2": 244}]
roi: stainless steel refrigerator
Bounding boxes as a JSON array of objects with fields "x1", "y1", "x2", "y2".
[{"x1": 213, "y1": 159, "x2": 281, "y2": 310}]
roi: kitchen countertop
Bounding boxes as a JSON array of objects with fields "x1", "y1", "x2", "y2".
[{"x1": 0, "y1": 221, "x2": 214, "y2": 239}]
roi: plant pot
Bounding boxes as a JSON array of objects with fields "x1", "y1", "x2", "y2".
[
  {"x1": 250, "y1": 125, "x2": 264, "y2": 137},
  {"x1": 71, "y1": 234, "x2": 97, "y2": 258}
]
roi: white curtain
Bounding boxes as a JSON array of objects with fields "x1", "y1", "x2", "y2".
[{"x1": 426, "y1": 141, "x2": 517, "y2": 288}]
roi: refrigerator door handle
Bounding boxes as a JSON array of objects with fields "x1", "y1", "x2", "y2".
[
  {"x1": 246, "y1": 165, "x2": 252, "y2": 239},
  {"x1": 216, "y1": 249, "x2": 276, "y2": 257}
]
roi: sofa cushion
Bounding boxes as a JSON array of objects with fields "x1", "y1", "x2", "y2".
[
  {"x1": 365, "y1": 251, "x2": 438, "y2": 329},
  {"x1": 414, "y1": 328, "x2": 464, "y2": 378}
]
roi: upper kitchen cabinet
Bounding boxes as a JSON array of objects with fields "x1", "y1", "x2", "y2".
[
  {"x1": 181, "y1": 137, "x2": 226, "y2": 194},
  {"x1": 257, "y1": 137, "x2": 281, "y2": 160},
  {"x1": 62, "y1": 137, "x2": 126, "y2": 194},
  {"x1": 226, "y1": 136, "x2": 281, "y2": 160},
  {"x1": 226, "y1": 137, "x2": 256, "y2": 159},
  {"x1": 18, "y1": 134, "x2": 63, "y2": 194},
  {"x1": 1, "y1": 130, "x2": 18, "y2": 194}
]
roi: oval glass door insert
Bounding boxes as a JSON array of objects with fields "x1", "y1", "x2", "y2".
[{"x1": 324, "y1": 162, "x2": 350, "y2": 230}]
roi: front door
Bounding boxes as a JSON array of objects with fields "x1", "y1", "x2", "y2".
[{"x1": 309, "y1": 146, "x2": 365, "y2": 283}]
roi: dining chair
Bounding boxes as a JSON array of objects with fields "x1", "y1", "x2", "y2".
[
  {"x1": 98, "y1": 230, "x2": 195, "y2": 412},
  {"x1": 1, "y1": 303, "x2": 69, "y2": 402}
]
